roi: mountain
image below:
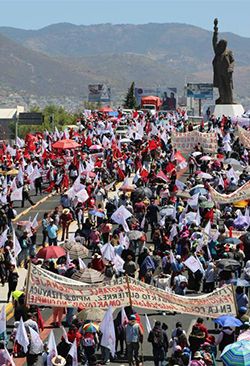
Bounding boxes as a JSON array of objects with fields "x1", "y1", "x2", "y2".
[{"x1": 0, "y1": 23, "x2": 250, "y2": 108}]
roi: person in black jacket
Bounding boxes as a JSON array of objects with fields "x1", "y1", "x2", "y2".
[
  {"x1": 148, "y1": 321, "x2": 169, "y2": 366},
  {"x1": 7, "y1": 264, "x2": 19, "y2": 302}
]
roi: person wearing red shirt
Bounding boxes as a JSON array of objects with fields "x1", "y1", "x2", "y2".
[
  {"x1": 91, "y1": 253, "x2": 105, "y2": 272},
  {"x1": 67, "y1": 325, "x2": 82, "y2": 347},
  {"x1": 59, "y1": 208, "x2": 73, "y2": 241},
  {"x1": 194, "y1": 318, "x2": 208, "y2": 338}
]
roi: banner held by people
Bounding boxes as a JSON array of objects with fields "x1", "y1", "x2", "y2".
[{"x1": 26, "y1": 263, "x2": 237, "y2": 318}]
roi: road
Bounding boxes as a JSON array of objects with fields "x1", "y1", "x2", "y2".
[{"x1": 3, "y1": 173, "x2": 218, "y2": 365}]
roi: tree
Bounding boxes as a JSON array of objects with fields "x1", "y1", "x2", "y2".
[{"x1": 123, "y1": 82, "x2": 137, "y2": 109}]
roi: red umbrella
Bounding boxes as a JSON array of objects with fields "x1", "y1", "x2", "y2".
[
  {"x1": 37, "y1": 246, "x2": 66, "y2": 259},
  {"x1": 99, "y1": 106, "x2": 113, "y2": 113},
  {"x1": 52, "y1": 139, "x2": 81, "y2": 149}
]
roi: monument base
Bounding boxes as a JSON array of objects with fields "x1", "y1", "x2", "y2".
[{"x1": 213, "y1": 104, "x2": 244, "y2": 118}]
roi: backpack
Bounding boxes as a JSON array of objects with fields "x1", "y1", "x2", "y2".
[
  {"x1": 150, "y1": 328, "x2": 164, "y2": 347},
  {"x1": 82, "y1": 333, "x2": 95, "y2": 347}
]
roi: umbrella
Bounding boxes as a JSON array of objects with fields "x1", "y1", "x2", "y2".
[
  {"x1": 82, "y1": 322, "x2": 99, "y2": 333},
  {"x1": 63, "y1": 242, "x2": 88, "y2": 259},
  {"x1": 233, "y1": 200, "x2": 249, "y2": 208},
  {"x1": 197, "y1": 172, "x2": 213, "y2": 180},
  {"x1": 99, "y1": 106, "x2": 113, "y2": 113},
  {"x1": 119, "y1": 185, "x2": 136, "y2": 192},
  {"x1": 189, "y1": 185, "x2": 208, "y2": 196},
  {"x1": 127, "y1": 230, "x2": 145, "y2": 241},
  {"x1": 225, "y1": 158, "x2": 244, "y2": 167},
  {"x1": 176, "y1": 191, "x2": 191, "y2": 199},
  {"x1": 71, "y1": 268, "x2": 105, "y2": 284},
  {"x1": 200, "y1": 156, "x2": 213, "y2": 161},
  {"x1": 214, "y1": 315, "x2": 242, "y2": 327},
  {"x1": 192, "y1": 152, "x2": 202, "y2": 157},
  {"x1": 199, "y1": 201, "x2": 214, "y2": 209},
  {"x1": 53, "y1": 139, "x2": 81, "y2": 149},
  {"x1": 6, "y1": 169, "x2": 19, "y2": 176},
  {"x1": 238, "y1": 330, "x2": 250, "y2": 341},
  {"x1": 221, "y1": 340, "x2": 250, "y2": 366},
  {"x1": 120, "y1": 138, "x2": 132, "y2": 144},
  {"x1": 89, "y1": 145, "x2": 103, "y2": 150},
  {"x1": 89, "y1": 210, "x2": 105, "y2": 218},
  {"x1": 77, "y1": 308, "x2": 105, "y2": 322},
  {"x1": 12, "y1": 290, "x2": 24, "y2": 300},
  {"x1": 216, "y1": 258, "x2": 241, "y2": 271},
  {"x1": 159, "y1": 205, "x2": 175, "y2": 217},
  {"x1": 134, "y1": 187, "x2": 153, "y2": 199},
  {"x1": 37, "y1": 246, "x2": 66, "y2": 259},
  {"x1": 223, "y1": 238, "x2": 242, "y2": 245}
]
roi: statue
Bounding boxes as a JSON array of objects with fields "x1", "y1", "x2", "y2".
[{"x1": 212, "y1": 18, "x2": 235, "y2": 104}]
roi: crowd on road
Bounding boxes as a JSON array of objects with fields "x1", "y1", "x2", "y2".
[{"x1": 0, "y1": 108, "x2": 250, "y2": 365}]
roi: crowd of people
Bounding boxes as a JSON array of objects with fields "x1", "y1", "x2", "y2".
[{"x1": 0, "y1": 107, "x2": 250, "y2": 365}]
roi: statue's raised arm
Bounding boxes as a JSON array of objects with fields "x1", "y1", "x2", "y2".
[
  {"x1": 212, "y1": 18, "x2": 219, "y2": 53},
  {"x1": 212, "y1": 18, "x2": 234, "y2": 104}
]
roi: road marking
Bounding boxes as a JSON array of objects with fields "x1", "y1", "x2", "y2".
[{"x1": 13, "y1": 192, "x2": 57, "y2": 222}]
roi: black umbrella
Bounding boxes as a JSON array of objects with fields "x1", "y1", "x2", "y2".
[
  {"x1": 134, "y1": 187, "x2": 153, "y2": 199},
  {"x1": 217, "y1": 258, "x2": 241, "y2": 271}
]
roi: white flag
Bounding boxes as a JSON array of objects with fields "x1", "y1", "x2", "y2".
[
  {"x1": 61, "y1": 325, "x2": 71, "y2": 344},
  {"x1": 184, "y1": 255, "x2": 201, "y2": 273},
  {"x1": 10, "y1": 186, "x2": 23, "y2": 202},
  {"x1": 31, "y1": 213, "x2": 39, "y2": 229},
  {"x1": 169, "y1": 224, "x2": 178, "y2": 241},
  {"x1": 144, "y1": 314, "x2": 152, "y2": 334},
  {"x1": 68, "y1": 339, "x2": 78, "y2": 366},
  {"x1": 30, "y1": 166, "x2": 42, "y2": 183},
  {"x1": 13, "y1": 228, "x2": 21, "y2": 257},
  {"x1": 204, "y1": 220, "x2": 211, "y2": 237},
  {"x1": 17, "y1": 168, "x2": 24, "y2": 186},
  {"x1": 15, "y1": 317, "x2": 29, "y2": 353},
  {"x1": 0, "y1": 305, "x2": 6, "y2": 335},
  {"x1": 195, "y1": 208, "x2": 201, "y2": 226},
  {"x1": 78, "y1": 257, "x2": 87, "y2": 270},
  {"x1": 16, "y1": 136, "x2": 25, "y2": 148},
  {"x1": 121, "y1": 307, "x2": 128, "y2": 326},
  {"x1": 169, "y1": 250, "x2": 176, "y2": 265},
  {"x1": 47, "y1": 330, "x2": 58, "y2": 366},
  {"x1": 0, "y1": 228, "x2": 8, "y2": 248},
  {"x1": 3, "y1": 347, "x2": 15, "y2": 366},
  {"x1": 101, "y1": 243, "x2": 115, "y2": 262},
  {"x1": 113, "y1": 254, "x2": 125, "y2": 273},
  {"x1": 100, "y1": 306, "x2": 116, "y2": 357},
  {"x1": 187, "y1": 193, "x2": 199, "y2": 209},
  {"x1": 29, "y1": 326, "x2": 44, "y2": 354},
  {"x1": 111, "y1": 205, "x2": 132, "y2": 232},
  {"x1": 75, "y1": 188, "x2": 89, "y2": 203}
]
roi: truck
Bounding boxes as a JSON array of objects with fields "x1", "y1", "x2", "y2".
[{"x1": 141, "y1": 95, "x2": 162, "y2": 115}]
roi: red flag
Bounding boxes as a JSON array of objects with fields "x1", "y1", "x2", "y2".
[
  {"x1": 140, "y1": 168, "x2": 149, "y2": 178},
  {"x1": 165, "y1": 162, "x2": 176, "y2": 174},
  {"x1": 174, "y1": 151, "x2": 186, "y2": 163},
  {"x1": 148, "y1": 140, "x2": 158, "y2": 151}
]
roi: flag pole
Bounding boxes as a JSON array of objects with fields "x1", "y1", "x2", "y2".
[
  {"x1": 231, "y1": 283, "x2": 238, "y2": 316},
  {"x1": 125, "y1": 274, "x2": 133, "y2": 308},
  {"x1": 25, "y1": 259, "x2": 32, "y2": 306}
]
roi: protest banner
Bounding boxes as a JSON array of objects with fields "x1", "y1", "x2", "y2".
[
  {"x1": 27, "y1": 264, "x2": 236, "y2": 318},
  {"x1": 171, "y1": 130, "x2": 217, "y2": 154},
  {"x1": 209, "y1": 181, "x2": 250, "y2": 204},
  {"x1": 238, "y1": 126, "x2": 250, "y2": 148}
]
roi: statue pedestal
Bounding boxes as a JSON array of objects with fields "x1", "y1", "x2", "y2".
[{"x1": 213, "y1": 104, "x2": 244, "y2": 118}]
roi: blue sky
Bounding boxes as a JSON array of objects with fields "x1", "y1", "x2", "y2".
[{"x1": 0, "y1": 0, "x2": 250, "y2": 37}]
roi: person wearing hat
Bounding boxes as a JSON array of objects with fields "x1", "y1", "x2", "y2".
[
  {"x1": 125, "y1": 314, "x2": 143, "y2": 366},
  {"x1": 51, "y1": 355, "x2": 66, "y2": 366},
  {"x1": 59, "y1": 208, "x2": 73, "y2": 241},
  {"x1": 91, "y1": 253, "x2": 105, "y2": 273},
  {"x1": 190, "y1": 351, "x2": 206, "y2": 366}
]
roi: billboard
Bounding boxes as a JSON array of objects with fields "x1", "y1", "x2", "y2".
[
  {"x1": 88, "y1": 84, "x2": 111, "y2": 103},
  {"x1": 135, "y1": 87, "x2": 177, "y2": 110},
  {"x1": 186, "y1": 83, "x2": 213, "y2": 100},
  {"x1": 18, "y1": 112, "x2": 44, "y2": 125}
]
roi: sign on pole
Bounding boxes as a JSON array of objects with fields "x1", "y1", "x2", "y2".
[
  {"x1": 186, "y1": 83, "x2": 213, "y2": 100},
  {"x1": 18, "y1": 113, "x2": 44, "y2": 126}
]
